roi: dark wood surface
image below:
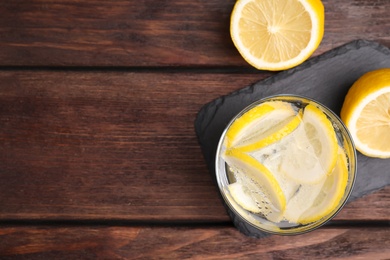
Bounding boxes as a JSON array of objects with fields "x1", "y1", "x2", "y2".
[
  {"x1": 0, "y1": 0, "x2": 389, "y2": 67},
  {"x1": 0, "y1": 0, "x2": 389, "y2": 259},
  {"x1": 1, "y1": 226, "x2": 389, "y2": 259}
]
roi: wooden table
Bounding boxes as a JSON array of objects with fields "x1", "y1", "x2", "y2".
[{"x1": 0, "y1": 1, "x2": 389, "y2": 259}]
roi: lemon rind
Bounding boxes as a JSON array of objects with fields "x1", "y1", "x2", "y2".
[
  {"x1": 297, "y1": 148, "x2": 348, "y2": 224},
  {"x1": 345, "y1": 86, "x2": 390, "y2": 158},
  {"x1": 237, "y1": 110, "x2": 302, "y2": 152},
  {"x1": 224, "y1": 149, "x2": 287, "y2": 212}
]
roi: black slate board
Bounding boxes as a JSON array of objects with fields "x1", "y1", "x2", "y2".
[{"x1": 194, "y1": 40, "x2": 390, "y2": 238}]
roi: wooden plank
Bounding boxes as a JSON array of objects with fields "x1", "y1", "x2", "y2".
[
  {"x1": 0, "y1": 70, "x2": 266, "y2": 222},
  {"x1": 0, "y1": 0, "x2": 388, "y2": 67},
  {"x1": 0, "y1": 225, "x2": 389, "y2": 259},
  {"x1": 0, "y1": 71, "x2": 389, "y2": 222}
]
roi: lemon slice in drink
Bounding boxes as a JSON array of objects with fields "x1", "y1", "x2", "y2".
[
  {"x1": 239, "y1": 110, "x2": 302, "y2": 152},
  {"x1": 230, "y1": 0, "x2": 324, "y2": 71},
  {"x1": 227, "y1": 182, "x2": 260, "y2": 213},
  {"x1": 224, "y1": 149, "x2": 286, "y2": 217},
  {"x1": 283, "y1": 148, "x2": 348, "y2": 224},
  {"x1": 280, "y1": 104, "x2": 338, "y2": 184},
  {"x1": 282, "y1": 177, "x2": 327, "y2": 224},
  {"x1": 252, "y1": 143, "x2": 301, "y2": 203},
  {"x1": 226, "y1": 101, "x2": 298, "y2": 150},
  {"x1": 298, "y1": 148, "x2": 349, "y2": 224},
  {"x1": 341, "y1": 68, "x2": 390, "y2": 158}
]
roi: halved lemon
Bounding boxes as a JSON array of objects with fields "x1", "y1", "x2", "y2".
[
  {"x1": 230, "y1": 0, "x2": 324, "y2": 71},
  {"x1": 226, "y1": 101, "x2": 298, "y2": 150},
  {"x1": 341, "y1": 68, "x2": 390, "y2": 158},
  {"x1": 280, "y1": 104, "x2": 338, "y2": 184},
  {"x1": 224, "y1": 149, "x2": 286, "y2": 216}
]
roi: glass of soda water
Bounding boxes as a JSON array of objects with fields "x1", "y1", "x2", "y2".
[{"x1": 215, "y1": 95, "x2": 356, "y2": 236}]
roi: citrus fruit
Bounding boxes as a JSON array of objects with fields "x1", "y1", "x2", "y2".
[
  {"x1": 280, "y1": 104, "x2": 338, "y2": 184},
  {"x1": 239, "y1": 110, "x2": 302, "y2": 152},
  {"x1": 227, "y1": 182, "x2": 260, "y2": 213},
  {"x1": 340, "y1": 68, "x2": 390, "y2": 158},
  {"x1": 225, "y1": 101, "x2": 298, "y2": 150},
  {"x1": 253, "y1": 143, "x2": 301, "y2": 203},
  {"x1": 297, "y1": 148, "x2": 349, "y2": 224},
  {"x1": 282, "y1": 174, "x2": 327, "y2": 223},
  {"x1": 230, "y1": 0, "x2": 324, "y2": 71},
  {"x1": 224, "y1": 149, "x2": 286, "y2": 215}
]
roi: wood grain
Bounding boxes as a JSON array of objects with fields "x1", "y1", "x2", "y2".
[
  {"x1": 0, "y1": 0, "x2": 388, "y2": 257},
  {"x1": 0, "y1": 71, "x2": 388, "y2": 222},
  {"x1": 0, "y1": 0, "x2": 388, "y2": 67},
  {"x1": 0, "y1": 225, "x2": 389, "y2": 259},
  {"x1": 0, "y1": 70, "x2": 266, "y2": 222}
]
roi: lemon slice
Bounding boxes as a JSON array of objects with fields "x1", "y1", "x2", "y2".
[
  {"x1": 227, "y1": 182, "x2": 260, "y2": 213},
  {"x1": 230, "y1": 0, "x2": 324, "y2": 71},
  {"x1": 224, "y1": 149, "x2": 286, "y2": 216},
  {"x1": 341, "y1": 68, "x2": 390, "y2": 158},
  {"x1": 283, "y1": 148, "x2": 348, "y2": 224},
  {"x1": 252, "y1": 144, "x2": 301, "y2": 203},
  {"x1": 239, "y1": 110, "x2": 302, "y2": 152},
  {"x1": 282, "y1": 176, "x2": 327, "y2": 224},
  {"x1": 226, "y1": 101, "x2": 297, "y2": 149},
  {"x1": 297, "y1": 148, "x2": 349, "y2": 224},
  {"x1": 280, "y1": 104, "x2": 338, "y2": 184}
]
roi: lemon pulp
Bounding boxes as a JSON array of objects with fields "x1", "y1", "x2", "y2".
[
  {"x1": 230, "y1": 0, "x2": 324, "y2": 71},
  {"x1": 280, "y1": 104, "x2": 338, "y2": 184},
  {"x1": 341, "y1": 68, "x2": 390, "y2": 158}
]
